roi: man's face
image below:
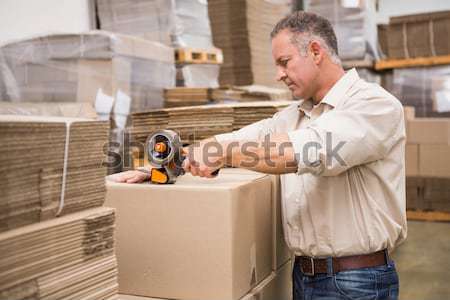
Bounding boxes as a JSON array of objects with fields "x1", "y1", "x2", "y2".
[{"x1": 271, "y1": 29, "x2": 319, "y2": 99}]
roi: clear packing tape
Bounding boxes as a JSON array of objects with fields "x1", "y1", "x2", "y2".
[
  {"x1": 305, "y1": 0, "x2": 379, "y2": 60},
  {"x1": 390, "y1": 66, "x2": 450, "y2": 117},
  {"x1": 0, "y1": 31, "x2": 176, "y2": 129}
]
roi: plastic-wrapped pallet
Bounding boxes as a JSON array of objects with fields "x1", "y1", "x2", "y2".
[
  {"x1": 0, "y1": 31, "x2": 175, "y2": 135},
  {"x1": 96, "y1": 0, "x2": 175, "y2": 46},
  {"x1": 97, "y1": 0, "x2": 214, "y2": 48},
  {"x1": 305, "y1": 0, "x2": 379, "y2": 60},
  {"x1": 177, "y1": 65, "x2": 220, "y2": 88},
  {"x1": 389, "y1": 66, "x2": 450, "y2": 118}
]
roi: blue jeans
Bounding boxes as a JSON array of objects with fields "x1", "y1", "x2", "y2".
[{"x1": 293, "y1": 259, "x2": 399, "y2": 300}]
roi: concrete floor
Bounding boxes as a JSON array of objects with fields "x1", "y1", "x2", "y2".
[{"x1": 391, "y1": 221, "x2": 450, "y2": 300}]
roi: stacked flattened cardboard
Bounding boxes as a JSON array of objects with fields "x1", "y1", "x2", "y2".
[
  {"x1": 379, "y1": 11, "x2": 450, "y2": 59},
  {"x1": 306, "y1": 0, "x2": 379, "y2": 60},
  {"x1": 0, "y1": 115, "x2": 109, "y2": 232},
  {"x1": 211, "y1": 85, "x2": 292, "y2": 102},
  {"x1": 131, "y1": 101, "x2": 293, "y2": 144},
  {"x1": 0, "y1": 115, "x2": 119, "y2": 299},
  {"x1": 0, "y1": 207, "x2": 118, "y2": 300},
  {"x1": 164, "y1": 87, "x2": 212, "y2": 107},
  {"x1": 404, "y1": 109, "x2": 450, "y2": 212},
  {"x1": 208, "y1": 0, "x2": 292, "y2": 86},
  {"x1": 106, "y1": 168, "x2": 292, "y2": 300}
]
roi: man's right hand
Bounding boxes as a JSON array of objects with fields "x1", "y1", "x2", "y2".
[{"x1": 113, "y1": 170, "x2": 150, "y2": 183}]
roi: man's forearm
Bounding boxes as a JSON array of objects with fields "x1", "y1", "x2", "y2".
[{"x1": 220, "y1": 134, "x2": 298, "y2": 174}]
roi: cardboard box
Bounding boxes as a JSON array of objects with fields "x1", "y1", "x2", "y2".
[
  {"x1": 403, "y1": 106, "x2": 415, "y2": 121},
  {"x1": 406, "y1": 118, "x2": 450, "y2": 144},
  {"x1": 217, "y1": 168, "x2": 291, "y2": 271},
  {"x1": 105, "y1": 169, "x2": 273, "y2": 300},
  {"x1": 419, "y1": 145, "x2": 450, "y2": 177},
  {"x1": 405, "y1": 144, "x2": 419, "y2": 177},
  {"x1": 241, "y1": 260, "x2": 292, "y2": 300}
]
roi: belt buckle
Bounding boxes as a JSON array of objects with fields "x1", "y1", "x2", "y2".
[{"x1": 301, "y1": 257, "x2": 315, "y2": 276}]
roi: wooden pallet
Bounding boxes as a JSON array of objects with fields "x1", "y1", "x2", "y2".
[
  {"x1": 175, "y1": 48, "x2": 223, "y2": 65},
  {"x1": 407, "y1": 210, "x2": 450, "y2": 222},
  {"x1": 342, "y1": 59, "x2": 374, "y2": 69},
  {"x1": 375, "y1": 54, "x2": 450, "y2": 70}
]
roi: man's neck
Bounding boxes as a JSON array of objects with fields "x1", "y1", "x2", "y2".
[{"x1": 312, "y1": 64, "x2": 345, "y2": 104}]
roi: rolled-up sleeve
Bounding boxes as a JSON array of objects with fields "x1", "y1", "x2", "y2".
[
  {"x1": 288, "y1": 92, "x2": 405, "y2": 176},
  {"x1": 215, "y1": 113, "x2": 278, "y2": 143}
]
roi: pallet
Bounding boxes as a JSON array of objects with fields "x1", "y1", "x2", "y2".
[
  {"x1": 342, "y1": 59, "x2": 374, "y2": 69},
  {"x1": 407, "y1": 210, "x2": 450, "y2": 222},
  {"x1": 375, "y1": 54, "x2": 450, "y2": 70},
  {"x1": 175, "y1": 48, "x2": 223, "y2": 65}
]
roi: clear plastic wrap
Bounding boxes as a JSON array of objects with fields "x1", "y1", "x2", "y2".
[
  {"x1": 178, "y1": 64, "x2": 220, "y2": 88},
  {"x1": 96, "y1": 0, "x2": 175, "y2": 46},
  {"x1": 97, "y1": 0, "x2": 214, "y2": 49},
  {"x1": 390, "y1": 66, "x2": 450, "y2": 117},
  {"x1": 0, "y1": 31, "x2": 176, "y2": 127},
  {"x1": 306, "y1": 0, "x2": 379, "y2": 60}
]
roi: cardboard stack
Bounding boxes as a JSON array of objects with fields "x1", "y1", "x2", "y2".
[
  {"x1": 0, "y1": 115, "x2": 110, "y2": 232},
  {"x1": 164, "y1": 87, "x2": 212, "y2": 107},
  {"x1": 0, "y1": 207, "x2": 118, "y2": 299},
  {"x1": 211, "y1": 85, "x2": 292, "y2": 102},
  {"x1": 387, "y1": 65, "x2": 450, "y2": 118},
  {"x1": 0, "y1": 115, "x2": 119, "y2": 299},
  {"x1": 306, "y1": 0, "x2": 379, "y2": 60},
  {"x1": 404, "y1": 111, "x2": 450, "y2": 212},
  {"x1": 130, "y1": 101, "x2": 293, "y2": 144},
  {"x1": 380, "y1": 11, "x2": 450, "y2": 59},
  {"x1": 208, "y1": 0, "x2": 292, "y2": 86},
  {"x1": 106, "y1": 168, "x2": 292, "y2": 300}
]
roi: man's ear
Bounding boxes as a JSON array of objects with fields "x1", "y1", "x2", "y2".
[{"x1": 309, "y1": 41, "x2": 323, "y2": 64}]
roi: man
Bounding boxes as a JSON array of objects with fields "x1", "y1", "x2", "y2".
[{"x1": 117, "y1": 11, "x2": 406, "y2": 300}]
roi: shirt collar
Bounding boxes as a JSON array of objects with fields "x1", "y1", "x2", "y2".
[{"x1": 298, "y1": 68, "x2": 360, "y2": 115}]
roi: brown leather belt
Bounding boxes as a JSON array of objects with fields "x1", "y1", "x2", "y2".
[{"x1": 295, "y1": 249, "x2": 388, "y2": 276}]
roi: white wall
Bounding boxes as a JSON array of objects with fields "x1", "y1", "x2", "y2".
[
  {"x1": 377, "y1": 0, "x2": 450, "y2": 23},
  {"x1": 0, "y1": 0, "x2": 94, "y2": 45}
]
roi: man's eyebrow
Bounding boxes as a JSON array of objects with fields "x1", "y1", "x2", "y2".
[{"x1": 276, "y1": 56, "x2": 290, "y2": 64}]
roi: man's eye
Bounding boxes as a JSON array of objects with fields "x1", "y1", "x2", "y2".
[{"x1": 281, "y1": 60, "x2": 288, "y2": 66}]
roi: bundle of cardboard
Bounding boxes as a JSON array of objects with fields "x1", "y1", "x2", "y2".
[
  {"x1": 208, "y1": 0, "x2": 292, "y2": 86},
  {"x1": 131, "y1": 101, "x2": 293, "y2": 144},
  {"x1": 164, "y1": 87, "x2": 212, "y2": 107},
  {"x1": 0, "y1": 115, "x2": 109, "y2": 232},
  {"x1": 0, "y1": 207, "x2": 118, "y2": 299},
  {"x1": 164, "y1": 85, "x2": 292, "y2": 108},
  {"x1": 379, "y1": 11, "x2": 450, "y2": 59}
]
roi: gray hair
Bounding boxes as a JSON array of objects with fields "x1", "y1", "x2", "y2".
[{"x1": 271, "y1": 11, "x2": 342, "y2": 65}]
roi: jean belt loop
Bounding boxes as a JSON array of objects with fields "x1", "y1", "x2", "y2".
[
  {"x1": 384, "y1": 249, "x2": 390, "y2": 265},
  {"x1": 326, "y1": 257, "x2": 333, "y2": 276}
]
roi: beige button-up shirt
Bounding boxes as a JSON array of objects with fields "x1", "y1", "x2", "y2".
[{"x1": 216, "y1": 69, "x2": 407, "y2": 257}]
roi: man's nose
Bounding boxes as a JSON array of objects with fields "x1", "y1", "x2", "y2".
[{"x1": 276, "y1": 68, "x2": 287, "y2": 82}]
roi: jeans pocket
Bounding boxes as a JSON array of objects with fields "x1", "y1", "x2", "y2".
[{"x1": 333, "y1": 271, "x2": 378, "y2": 300}]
